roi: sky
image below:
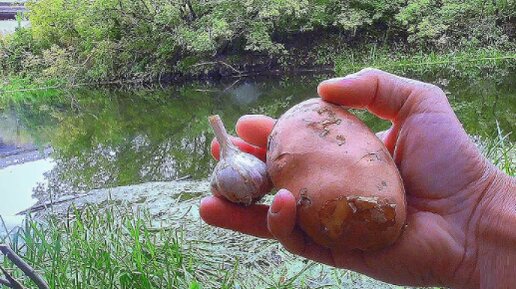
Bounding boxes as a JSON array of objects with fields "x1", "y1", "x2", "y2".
[{"x1": 0, "y1": 20, "x2": 29, "y2": 35}]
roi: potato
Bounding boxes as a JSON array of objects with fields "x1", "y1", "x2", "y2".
[{"x1": 266, "y1": 98, "x2": 406, "y2": 251}]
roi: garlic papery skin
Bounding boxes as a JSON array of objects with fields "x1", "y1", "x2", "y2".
[{"x1": 208, "y1": 115, "x2": 271, "y2": 206}]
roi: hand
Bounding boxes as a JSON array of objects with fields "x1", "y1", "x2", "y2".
[{"x1": 200, "y1": 68, "x2": 513, "y2": 289}]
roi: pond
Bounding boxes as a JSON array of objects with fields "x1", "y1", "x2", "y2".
[{"x1": 0, "y1": 68, "x2": 515, "y2": 222}]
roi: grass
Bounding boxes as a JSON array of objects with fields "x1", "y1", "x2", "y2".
[
  {"x1": 1, "y1": 129, "x2": 513, "y2": 288},
  {"x1": 474, "y1": 122, "x2": 515, "y2": 177},
  {"x1": 0, "y1": 205, "x2": 421, "y2": 289},
  {"x1": 1, "y1": 206, "x2": 208, "y2": 288},
  {"x1": 334, "y1": 47, "x2": 516, "y2": 76},
  {"x1": 0, "y1": 203, "x2": 332, "y2": 289}
]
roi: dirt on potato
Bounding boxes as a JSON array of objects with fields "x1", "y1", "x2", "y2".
[{"x1": 267, "y1": 98, "x2": 406, "y2": 251}]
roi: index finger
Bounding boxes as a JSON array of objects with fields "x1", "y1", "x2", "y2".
[{"x1": 236, "y1": 115, "x2": 276, "y2": 148}]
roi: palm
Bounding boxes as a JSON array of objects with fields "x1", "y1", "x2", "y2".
[
  {"x1": 347, "y1": 120, "x2": 482, "y2": 286},
  {"x1": 201, "y1": 69, "x2": 492, "y2": 288},
  {"x1": 329, "y1": 81, "x2": 489, "y2": 287}
]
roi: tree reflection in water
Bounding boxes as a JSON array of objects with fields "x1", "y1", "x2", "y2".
[{"x1": 2, "y1": 71, "x2": 514, "y2": 204}]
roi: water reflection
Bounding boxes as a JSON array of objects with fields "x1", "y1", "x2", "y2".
[
  {"x1": 0, "y1": 109, "x2": 34, "y2": 148},
  {"x1": 0, "y1": 71, "x2": 514, "y2": 205},
  {"x1": 229, "y1": 82, "x2": 263, "y2": 105},
  {"x1": 0, "y1": 158, "x2": 55, "y2": 232}
]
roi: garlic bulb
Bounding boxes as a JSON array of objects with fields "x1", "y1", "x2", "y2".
[{"x1": 208, "y1": 115, "x2": 271, "y2": 206}]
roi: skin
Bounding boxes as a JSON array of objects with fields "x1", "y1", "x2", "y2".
[{"x1": 201, "y1": 68, "x2": 516, "y2": 289}]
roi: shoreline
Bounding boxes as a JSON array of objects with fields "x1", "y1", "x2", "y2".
[
  {"x1": 1, "y1": 48, "x2": 514, "y2": 95},
  {"x1": 0, "y1": 144, "x2": 53, "y2": 169},
  {"x1": 0, "y1": 65, "x2": 336, "y2": 95}
]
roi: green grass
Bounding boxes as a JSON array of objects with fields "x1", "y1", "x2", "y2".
[
  {"x1": 334, "y1": 47, "x2": 516, "y2": 76},
  {"x1": 1, "y1": 206, "x2": 215, "y2": 289},
  {"x1": 1, "y1": 204, "x2": 435, "y2": 289},
  {"x1": 2, "y1": 131, "x2": 513, "y2": 288},
  {"x1": 475, "y1": 123, "x2": 515, "y2": 177}
]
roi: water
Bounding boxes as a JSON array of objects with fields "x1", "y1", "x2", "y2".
[
  {"x1": 0, "y1": 159, "x2": 54, "y2": 234},
  {"x1": 0, "y1": 70, "x2": 514, "y2": 219}
]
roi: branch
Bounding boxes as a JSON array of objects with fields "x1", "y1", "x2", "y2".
[
  {"x1": 17, "y1": 195, "x2": 85, "y2": 215},
  {"x1": 191, "y1": 61, "x2": 243, "y2": 75},
  {"x1": 0, "y1": 265, "x2": 24, "y2": 289},
  {"x1": 0, "y1": 277, "x2": 14, "y2": 288},
  {"x1": 0, "y1": 245, "x2": 49, "y2": 289}
]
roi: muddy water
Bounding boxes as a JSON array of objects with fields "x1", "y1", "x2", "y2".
[{"x1": 0, "y1": 69, "x2": 514, "y2": 220}]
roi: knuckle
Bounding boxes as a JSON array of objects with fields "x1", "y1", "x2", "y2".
[
  {"x1": 357, "y1": 67, "x2": 383, "y2": 76},
  {"x1": 421, "y1": 83, "x2": 446, "y2": 98}
]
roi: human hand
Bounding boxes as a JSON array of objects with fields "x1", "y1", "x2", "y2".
[{"x1": 200, "y1": 68, "x2": 514, "y2": 289}]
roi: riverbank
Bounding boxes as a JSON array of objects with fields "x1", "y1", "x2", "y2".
[
  {"x1": 0, "y1": 143, "x2": 52, "y2": 168},
  {"x1": 1, "y1": 47, "x2": 515, "y2": 103},
  {"x1": 1, "y1": 131, "x2": 513, "y2": 288},
  {"x1": 1, "y1": 0, "x2": 514, "y2": 91}
]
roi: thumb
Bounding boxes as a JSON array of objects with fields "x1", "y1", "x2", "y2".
[
  {"x1": 317, "y1": 68, "x2": 453, "y2": 154},
  {"x1": 267, "y1": 189, "x2": 337, "y2": 266},
  {"x1": 267, "y1": 189, "x2": 297, "y2": 238},
  {"x1": 317, "y1": 68, "x2": 452, "y2": 122}
]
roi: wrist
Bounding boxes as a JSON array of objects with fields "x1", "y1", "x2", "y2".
[{"x1": 476, "y1": 169, "x2": 516, "y2": 289}]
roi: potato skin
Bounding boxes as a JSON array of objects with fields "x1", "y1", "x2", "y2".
[{"x1": 267, "y1": 98, "x2": 406, "y2": 251}]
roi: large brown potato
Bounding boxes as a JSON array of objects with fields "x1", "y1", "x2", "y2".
[{"x1": 267, "y1": 98, "x2": 406, "y2": 251}]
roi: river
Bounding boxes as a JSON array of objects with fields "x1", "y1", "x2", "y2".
[{"x1": 0, "y1": 69, "x2": 514, "y2": 229}]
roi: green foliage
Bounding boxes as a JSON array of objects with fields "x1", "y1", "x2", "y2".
[
  {"x1": 1, "y1": 0, "x2": 514, "y2": 84},
  {"x1": 396, "y1": 0, "x2": 515, "y2": 48},
  {"x1": 0, "y1": 27, "x2": 40, "y2": 77},
  {"x1": 1, "y1": 205, "x2": 207, "y2": 288},
  {"x1": 334, "y1": 47, "x2": 516, "y2": 76}
]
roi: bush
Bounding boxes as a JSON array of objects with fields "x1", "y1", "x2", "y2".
[{"x1": 1, "y1": 0, "x2": 514, "y2": 84}]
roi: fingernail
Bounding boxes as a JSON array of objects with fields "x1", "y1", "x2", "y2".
[
  {"x1": 318, "y1": 77, "x2": 355, "y2": 96},
  {"x1": 270, "y1": 189, "x2": 287, "y2": 214},
  {"x1": 238, "y1": 114, "x2": 262, "y2": 122},
  {"x1": 321, "y1": 77, "x2": 344, "y2": 84},
  {"x1": 321, "y1": 75, "x2": 360, "y2": 85},
  {"x1": 238, "y1": 115, "x2": 252, "y2": 121},
  {"x1": 201, "y1": 196, "x2": 218, "y2": 206}
]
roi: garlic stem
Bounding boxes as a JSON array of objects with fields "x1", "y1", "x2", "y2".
[{"x1": 209, "y1": 115, "x2": 237, "y2": 158}]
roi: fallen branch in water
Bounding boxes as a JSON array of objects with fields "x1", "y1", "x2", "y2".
[
  {"x1": 191, "y1": 61, "x2": 243, "y2": 75},
  {"x1": 16, "y1": 194, "x2": 86, "y2": 215},
  {"x1": 0, "y1": 245, "x2": 49, "y2": 289}
]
